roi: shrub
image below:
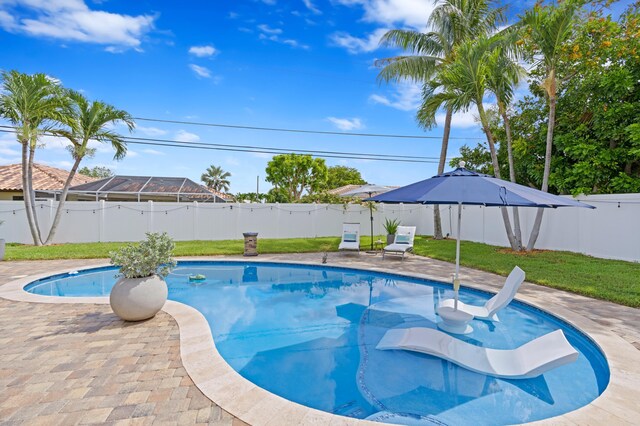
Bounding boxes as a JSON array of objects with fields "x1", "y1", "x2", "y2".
[
  {"x1": 109, "y1": 232, "x2": 177, "y2": 279},
  {"x1": 383, "y1": 218, "x2": 401, "y2": 235}
]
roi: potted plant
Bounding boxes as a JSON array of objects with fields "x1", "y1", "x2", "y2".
[
  {"x1": 0, "y1": 220, "x2": 5, "y2": 261},
  {"x1": 109, "y1": 232, "x2": 177, "y2": 321},
  {"x1": 383, "y1": 218, "x2": 401, "y2": 245}
]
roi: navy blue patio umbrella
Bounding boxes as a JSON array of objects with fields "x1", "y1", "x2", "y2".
[{"x1": 368, "y1": 163, "x2": 595, "y2": 308}]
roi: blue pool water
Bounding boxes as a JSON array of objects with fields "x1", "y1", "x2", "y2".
[{"x1": 25, "y1": 261, "x2": 609, "y2": 425}]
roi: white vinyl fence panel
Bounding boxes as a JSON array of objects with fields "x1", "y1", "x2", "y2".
[{"x1": 0, "y1": 193, "x2": 638, "y2": 262}]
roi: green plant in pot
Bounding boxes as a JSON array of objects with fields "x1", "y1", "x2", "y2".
[
  {"x1": 109, "y1": 232, "x2": 177, "y2": 321},
  {"x1": 383, "y1": 218, "x2": 401, "y2": 245}
]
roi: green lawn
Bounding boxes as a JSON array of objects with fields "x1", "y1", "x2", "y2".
[{"x1": 5, "y1": 235, "x2": 639, "y2": 307}]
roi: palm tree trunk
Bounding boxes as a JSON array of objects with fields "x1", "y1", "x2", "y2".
[
  {"x1": 502, "y1": 110, "x2": 523, "y2": 251},
  {"x1": 44, "y1": 156, "x2": 83, "y2": 245},
  {"x1": 20, "y1": 141, "x2": 42, "y2": 246},
  {"x1": 433, "y1": 107, "x2": 452, "y2": 240},
  {"x1": 527, "y1": 90, "x2": 557, "y2": 251},
  {"x1": 27, "y1": 145, "x2": 43, "y2": 245},
  {"x1": 477, "y1": 102, "x2": 518, "y2": 250}
]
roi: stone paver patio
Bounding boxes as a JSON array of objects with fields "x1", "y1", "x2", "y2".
[{"x1": 1, "y1": 253, "x2": 639, "y2": 425}]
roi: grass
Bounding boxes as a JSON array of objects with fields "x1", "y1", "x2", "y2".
[{"x1": 5, "y1": 235, "x2": 639, "y2": 307}]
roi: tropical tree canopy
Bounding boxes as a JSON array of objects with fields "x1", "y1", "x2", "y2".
[
  {"x1": 79, "y1": 166, "x2": 114, "y2": 179},
  {"x1": 326, "y1": 165, "x2": 366, "y2": 189},
  {"x1": 201, "y1": 165, "x2": 231, "y2": 192},
  {"x1": 265, "y1": 154, "x2": 328, "y2": 201}
]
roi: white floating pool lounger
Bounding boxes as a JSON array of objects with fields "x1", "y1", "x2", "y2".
[{"x1": 376, "y1": 327, "x2": 579, "y2": 379}]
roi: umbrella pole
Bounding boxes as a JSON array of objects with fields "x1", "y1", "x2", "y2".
[
  {"x1": 454, "y1": 202, "x2": 462, "y2": 310},
  {"x1": 369, "y1": 194, "x2": 374, "y2": 251}
]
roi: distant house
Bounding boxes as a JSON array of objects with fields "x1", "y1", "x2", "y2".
[
  {"x1": 0, "y1": 163, "x2": 95, "y2": 201},
  {"x1": 67, "y1": 175, "x2": 233, "y2": 203}
]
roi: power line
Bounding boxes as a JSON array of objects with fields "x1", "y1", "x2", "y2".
[
  {"x1": 0, "y1": 128, "x2": 442, "y2": 164},
  {"x1": 133, "y1": 116, "x2": 483, "y2": 141}
]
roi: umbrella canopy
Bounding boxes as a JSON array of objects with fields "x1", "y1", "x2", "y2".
[
  {"x1": 368, "y1": 167, "x2": 593, "y2": 209},
  {"x1": 368, "y1": 164, "x2": 594, "y2": 315},
  {"x1": 341, "y1": 184, "x2": 391, "y2": 251},
  {"x1": 340, "y1": 184, "x2": 391, "y2": 197}
]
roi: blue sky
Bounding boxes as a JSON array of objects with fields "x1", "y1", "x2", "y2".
[{"x1": 0, "y1": 0, "x2": 601, "y2": 193}]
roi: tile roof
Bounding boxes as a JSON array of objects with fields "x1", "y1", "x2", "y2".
[{"x1": 0, "y1": 163, "x2": 95, "y2": 192}]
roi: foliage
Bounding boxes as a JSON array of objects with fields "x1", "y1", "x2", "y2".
[
  {"x1": 235, "y1": 192, "x2": 267, "y2": 203},
  {"x1": 265, "y1": 187, "x2": 293, "y2": 203},
  {"x1": 299, "y1": 191, "x2": 346, "y2": 204},
  {"x1": 78, "y1": 166, "x2": 114, "y2": 179},
  {"x1": 109, "y1": 232, "x2": 176, "y2": 279},
  {"x1": 326, "y1": 166, "x2": 365, "y2": 189},
  {"x1": 201, "y1": 165, "x2": 231, "y2": 192},
  {"x1": 383, "y1": 218, "x2": 401, "y2": 234},
  {"x1": 265, "y1": 154, "x2": 328, "y2": 201},
  {"x1": 6, "y1": 236, "x2": 639, "y2": 307},
  {"x1": 449, "y1": 142, "x2": 494, "y2": 175}
]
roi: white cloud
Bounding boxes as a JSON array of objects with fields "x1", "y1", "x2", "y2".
[
  {"x1": 175, "y1": 130, "x2": 200, "y2": 142},
  {"x1": 369, "y1": 81, "x2": 421, "y2": 111},
  {"x1": 257, "y1": 24, "x2": 282, "y2": 34},
  {"x1": 0, "y1": 0, "x2": 156, "y2": 51},
  {"x1": 327, "y1": 117, "x2": 364, "y2": 131},
  {"x1": 141, "y1": 148, "x2": 165, "y2": 155},
  {"x1": 333, "y1": 0, "x2": 435, "y2": 30},
  {"x1": 282, "y1": 39, "x2": 309, "y2": 49},
  {"x1": 330, "y1": 27, "x2": 388, "y2": 54},
  {"x1": 125, "y1": 150, "x2": 138, "y2": 158},
  {"x1": 136, "y1": 126, "x2": 167, "y2": 137},
  {"x1": 189, "y1": 64, "x2": 212, "y2": 78},
  {"x1": 261, "y1": 0, "x2": 277, "y2": 4},
  {"x1": 302, "y1": 0, "x2": 322, "y2": 14},
  {"x1": 189, "y1": 45, "x2": 217, "y2": 57}
]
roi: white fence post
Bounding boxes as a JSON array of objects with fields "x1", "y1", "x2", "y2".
[{"x1": 99, "y1": 200, "x2": 105, "y2": 242}]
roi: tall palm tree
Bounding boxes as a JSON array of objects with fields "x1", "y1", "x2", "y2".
[
  {"x1": 44, "y1": 90, "x2": 134, "y2": 245},
  {"x1": 0, "y1": 70, "x2": 65, "y2": 246},
  {"x1": 519, "y1": 0, "x2": 580, "y2": 251},
  {"x1": 486, "y1": 42, "x2": 527, "y2": 250},
  {"x1": 201, "y1": 165, "x2": 231, "y2": 192},
  {"x1": 428, "y1": 35, "x2": 519, "y2": 249},
  {"x1": 376, "y1": 0, "x2": 504, "y2": 240}
]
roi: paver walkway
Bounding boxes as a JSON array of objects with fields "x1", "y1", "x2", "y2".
[{"x1": 1, "y1": 253, "x2": 638, "y2": 425}]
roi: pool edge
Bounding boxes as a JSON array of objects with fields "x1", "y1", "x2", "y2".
[{"x1": 0, "y1": 256, "x2": 638, "y2": 425}]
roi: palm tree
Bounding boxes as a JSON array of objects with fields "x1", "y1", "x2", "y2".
[
  {"x1": 376, "y1": 0, "x2": 504, "y2": 240},
  {"x1": 519, "y1": 0, "x2": 580, "y2": 251},
  {"x1": 427, "y1": 35, "x2": 519, "y2": 249},
  {"x1": 44, "y1": 90, "x2": 134, "y2": 245},
  {"x1": 0, "y1": 70, "x2": 65, "y2": 245},
  {"x1": 201, "y1": 165, "x2": 231, "y2": 192},
  {"x1": 485, "y1": 42, "x2": 527, "y2": 250}
]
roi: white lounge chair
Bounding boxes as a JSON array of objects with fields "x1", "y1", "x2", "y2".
[
  {"x1": 439, "y1": 266, "x2": 526, "y2": 321},
  {"x1": 376, "y1": 327, "x2": 578, "y2": 379},
  {"x1": 338, "y1": 222, "x2": 361, "y2": 252},
  {"x1": 383, "y1": 225, "x2": 416, "y2": 260}
]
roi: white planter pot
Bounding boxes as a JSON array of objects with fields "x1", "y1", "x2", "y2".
[
  {"x1": 109, "y1": 275, "x2": 168, "y2": 321},
  {"x1": 0, "y1": 239, "x2": 5, "y2": 261}
]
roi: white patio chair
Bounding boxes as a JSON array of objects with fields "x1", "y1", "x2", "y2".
[
  {"x1": 383, "y1": 226, "x2": 416, "y2": 260},
  {"x1": 338, "y1": 223, "x2": 361, "y2": 252}
]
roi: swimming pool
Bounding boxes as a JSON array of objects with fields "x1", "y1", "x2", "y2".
[{"x1": 25, "y1": 261, "x2": 609, "y2": 425}]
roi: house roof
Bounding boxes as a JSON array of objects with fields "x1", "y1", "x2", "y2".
[
  {"x1": 0, "y1": 163, "x2": 95, "y2": 192},
  {"x1": 69, "y1": 175, "x2": 230, "y2": 202}
]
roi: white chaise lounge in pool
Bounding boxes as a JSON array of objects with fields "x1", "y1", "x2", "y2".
[
  {"x1": 439, "y1": 266, "x2": 526, "y2": 321},
  {"x1": 376, "y1": 327, "x2": 579, "y2": 379},
  {"x1": 338, "y1": 222, "x2": 361, "y2": 252}
]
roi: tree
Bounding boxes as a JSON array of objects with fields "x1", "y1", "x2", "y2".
[
  {"x1": 265, "y1": 154, "x2": 328, "y2": 201},
  {"x1": 201, "y1": 165, "x2": 231, "y2": 192},
  {"x1": 326, "y1": 166, "x2": 365, "y2": 189},
  {"x1": 377, "y1": 0, "x2": 504, "y2": 240},
  {"x1": 0, "y1": 70, "x2": 65, "y2": 246},
  {"x1": 519, "y1": 0, "x2": 581, "y2": 250},
  {"x1": 45, "y1": 90, "x2": 133, "y2": 245},
  {"x1": 78, "y1": 166, "x2": 114, "y2": 179},
  {"x1": 235, "y1": 192, "x2": 266, "y2": 203}
]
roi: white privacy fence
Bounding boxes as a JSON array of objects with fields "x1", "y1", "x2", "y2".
[{"x1": 0, "y1": 193, "x2": 638, "y2": 262}]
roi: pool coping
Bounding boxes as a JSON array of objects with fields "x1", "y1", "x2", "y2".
[{"x1": 0, "y1": 257, "x2": 638, "y2": 425}]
